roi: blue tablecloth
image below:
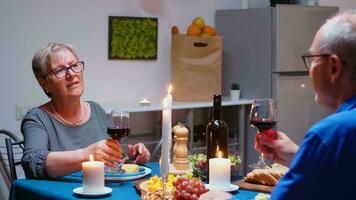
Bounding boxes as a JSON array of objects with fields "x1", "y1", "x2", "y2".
[{"x1": 10, "y1": 162, "x2": 259, "y2": 200}]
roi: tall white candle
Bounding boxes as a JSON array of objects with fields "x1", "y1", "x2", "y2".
[
  {"x1": 209, "y1": 152, "x2": 231, "y2": 190},
  {"x1": 82, "y1": 155, "x2": 105, "y2": 193},
  {"x1": 161, "y1": 84, "x2": 172, "y2": 178}
]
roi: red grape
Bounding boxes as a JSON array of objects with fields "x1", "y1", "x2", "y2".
[
  {"x1": 192, "y1": 187, "x2": 199, "y2": 195},
  {"x1": 186, "y1": 185, "x2": 193, "y2": 193},
  {"x1": 190, "y1": 194, "x2": 199, "y2": 200},
  {"x1": 183, "y1": 192, "x2": 191, "y2": 200},
  {"x1": 173, "y1": 180, "x2": 179, "y2": 187},
  {"x1": 173, "y1": 177, "x2": 209, "y2": 200}
]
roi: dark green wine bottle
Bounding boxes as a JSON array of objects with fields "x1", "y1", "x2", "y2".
[{"x1": 206, "y1": 94, "x2": 229, "y2": 182}]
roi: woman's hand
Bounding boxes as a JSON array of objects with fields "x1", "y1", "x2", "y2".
[
  {"x1": 127, "y1": 143, "x2": 151, "y2": 165},
  {"x1": 255, "y1": 131, "x2": 299, "y2": 166},
  {"x1": 84, "y1": 139, "x2": 122, "y2": 166}
]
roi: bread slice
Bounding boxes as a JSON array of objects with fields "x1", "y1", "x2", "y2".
[{"x1": 244, "y1": 163, "x2": 288, "y2": 186}]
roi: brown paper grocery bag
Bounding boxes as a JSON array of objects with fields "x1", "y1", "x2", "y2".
[{"x1": 171, "y1": 34, "x2": 222, "y2": 101}]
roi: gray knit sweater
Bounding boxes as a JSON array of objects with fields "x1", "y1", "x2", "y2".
[{"x1": 21, "y1": 101, "x2": 108, "y2": 179}]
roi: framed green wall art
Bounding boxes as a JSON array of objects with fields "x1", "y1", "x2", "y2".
[{"x1": 108, "y1": 16, "x2": 158, "y2": 60}]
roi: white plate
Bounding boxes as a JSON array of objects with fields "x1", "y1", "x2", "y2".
[
  {"x1": 105, "y1": 166, "x2": 152, "y2": 181},
  {"x1": 73, "y1": 186, "x2": 112, "y2": 197},
  {"x1": 205, "y1": 184, "x2": 239, "y2": 192}
]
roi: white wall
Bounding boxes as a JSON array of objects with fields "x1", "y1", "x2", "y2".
[
  {"x1": 0, "y1": 1, "x2": 249, "y2": 198},
  {"x1": 0, "y1": 0, "x2": 244, "y2": 135}
]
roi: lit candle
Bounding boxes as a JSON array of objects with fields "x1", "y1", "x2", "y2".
[
  {"x1": 82, "y1": 155, "x2": 105, "y2": 193},
  {"x1": 161, "y1": 84, "x2": 172, "y2": 178},
  {"x1": 139, "y1": 98, "x2": 151, "y2": 106},
  {"x1": 209, "y1": 151, "x2": 231, "y2": 190}
]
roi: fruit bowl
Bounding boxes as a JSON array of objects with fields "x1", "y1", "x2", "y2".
[{"x1": 189, "y1": 153, "x2": 241, "y2": 180}]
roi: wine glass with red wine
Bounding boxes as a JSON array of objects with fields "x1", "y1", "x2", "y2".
[
  {"x1": 107, "y1": 110, "x2": 130, "y2": 141},
  {"x1": 106, "y1": 110, "x2": 130, "y2": 173},
  {"x1": 249, "y1": 98, "x2": 277, "y2": 169}
]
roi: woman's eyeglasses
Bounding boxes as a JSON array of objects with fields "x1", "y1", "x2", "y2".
[{"x1": 45, "y1": 61, "x2": 85, "y2": 79}]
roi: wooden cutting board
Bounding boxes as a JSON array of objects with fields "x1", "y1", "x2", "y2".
[{"x1": 234, "y1": 180, "x2": 273, "y2": 193}]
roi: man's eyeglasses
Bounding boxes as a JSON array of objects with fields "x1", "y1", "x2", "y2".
[
  {"x1": 301, "y1": 54, "x2": 330, "y2": 70},
  {"x1": 45, "y1": 61, "x2": 85, "y2": 79}
]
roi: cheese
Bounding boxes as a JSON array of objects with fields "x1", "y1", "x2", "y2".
[{"x1": 122, "y1": 164, "x2": 140, "y2": 174}]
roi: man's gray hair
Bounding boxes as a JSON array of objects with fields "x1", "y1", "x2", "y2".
[
  {"x1": 32, "y1": 42, "x2": 80, "y2": 97},
  {"x1": 319, "y1": 10, "x2": 356, "y2": 81}
]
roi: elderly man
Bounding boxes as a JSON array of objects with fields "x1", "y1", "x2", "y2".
[
  {"x1": 200, "y1": 10, "x2": 356, "y2": 200},
  {"x1": 255, "y1": 11, "x2": 356, "y2": 199}
]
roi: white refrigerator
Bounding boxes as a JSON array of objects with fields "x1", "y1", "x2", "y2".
[
  {"x1": 216, "y1": 5, "x2": 338, "y2": 172},
  {"x1": 272, "y1": 5, "x2": 337, "y2": 144}
]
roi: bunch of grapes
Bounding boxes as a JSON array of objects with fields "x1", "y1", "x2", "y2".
[{"x1": 172, "y1": 177, "x2": 209, "y2": 200}]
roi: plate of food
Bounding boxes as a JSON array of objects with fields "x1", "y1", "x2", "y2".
[
  {"x1": 105, "y1": 164, "x2": 151, "y2": 181},
  {"x1": 234, "y1": 163, "x2": 288, "y2": 193},
  {"x1": 189, "y1": 153, "x2": 241, "y2": 180},
  {"x1": 71, "y1": 164, "x2": 151, "y2": 181}
]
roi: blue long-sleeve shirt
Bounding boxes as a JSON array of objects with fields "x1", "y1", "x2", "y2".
[{"x1": 271, "y1": 96, "x2": 356, "y2": 199}]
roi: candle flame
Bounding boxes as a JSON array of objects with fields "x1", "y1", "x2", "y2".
[
  {"x1": 89, "y1": 154, "x2": 94, "y2": 162},
  {"x1": 168, "y1": 84, "x2": 172, "y2": 95},
  {"x1": 218, "y1": 151, "x2": 222, "y2": 158}
]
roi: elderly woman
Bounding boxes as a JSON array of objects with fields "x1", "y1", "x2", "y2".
[{"x1": 21, "y1": 42, "x2": 150, "y2": 179}]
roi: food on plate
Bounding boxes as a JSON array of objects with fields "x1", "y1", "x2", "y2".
[
  {"x1": 144, "y1": 174, "x2": 175, "y2": 193},
  {"x1": 255, "y1": 193, "x2": 271, "y2": 200},
  {"x1": 189, "y1": 153, "x2": 241, "y2": 178},
  {"x1": 140, "y1": 173, "x2": 209, "y2": 200},
  {"x1": 142, "y1": 190, "x2": 175, "y2": 200},
  {"x1": 173, "y1": 177, "x2": 209, "y2": 200},
  {"x1": 122, "y1": 164, "x2": 140, "y2": 174},
  {"x1": 245, "y1": 163, "x2": 288, "y2": 186}
]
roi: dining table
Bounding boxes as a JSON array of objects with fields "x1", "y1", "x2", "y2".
[{"x1": 9, "y1": 162, "x2": 262, "y2": 200}]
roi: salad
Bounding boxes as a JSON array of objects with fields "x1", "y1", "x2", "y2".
[{"x1": 189, "y1": 153, "x2": 241, "y2": 178}]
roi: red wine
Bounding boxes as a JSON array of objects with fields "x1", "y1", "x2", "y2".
[
  {"x1": 250, "y1": 118, "x2": 276, "y2": 132},
  {"x1": 107, "y1": 128, "x2": 130, "y2": 141},
  {"x1": 206, "y1": 95, "x2": 229, "y2": 183}
]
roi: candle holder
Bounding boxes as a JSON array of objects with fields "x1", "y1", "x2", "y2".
[{"x1": 73, "y1": 155, "x2": 112, "y2": 196}]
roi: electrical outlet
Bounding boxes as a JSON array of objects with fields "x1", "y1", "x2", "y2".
[{"x1": 16, "y1": 106, "x2": 31, "y2": 121}]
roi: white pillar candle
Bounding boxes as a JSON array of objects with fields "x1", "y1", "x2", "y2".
[
  {"x1": 161, "y1": 84, "x2": 172, "y2": 178},
  {"x1": 209, "y1": 157, "x2": 231, "y2": 190},
  {"x1": 82, "y1": 155, "x2": 105, "y2": 193}
]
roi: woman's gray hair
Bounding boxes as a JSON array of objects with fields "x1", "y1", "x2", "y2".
[
  {"x1": 319, "y1": 10, "x2": 356, "y2": 81},
  {"x1": 32, "y1": 42, "x2": 80, "y2": 97}
]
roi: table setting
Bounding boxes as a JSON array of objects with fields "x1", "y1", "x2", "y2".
[{"x1": 9, "y1": 88, "x2": 278, "y2": 200}]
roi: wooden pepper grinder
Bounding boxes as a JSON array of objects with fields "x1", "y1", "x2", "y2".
[{"x1": 172, "y1": 123, "x2": 190, "y2": 170}]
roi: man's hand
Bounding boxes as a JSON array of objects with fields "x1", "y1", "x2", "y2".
[{"x1": 255, "y1": 131, "x2": 299, "y2": 166}]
